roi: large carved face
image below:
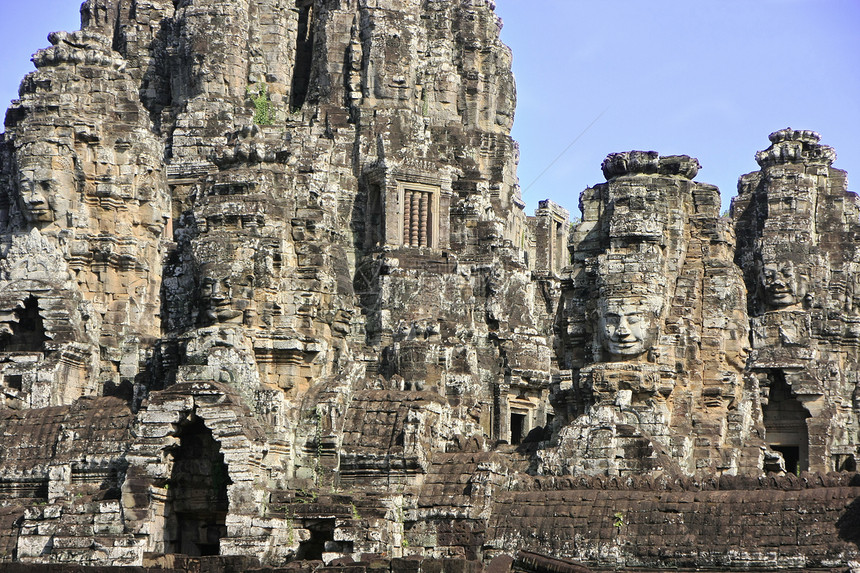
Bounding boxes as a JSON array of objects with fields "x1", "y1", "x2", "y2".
[
  {"x1": 598, "y1": 298, "x2": 660, "y2": 358},
  {"x1": 199, "y1": 273, "x2": 254, "y2": 325},
  {"x1": 760, "y1": 261, "x2": 797, "y2": 308},
  {"x1": 16, "y1": 165, "x2": 73, "y2": 225}
]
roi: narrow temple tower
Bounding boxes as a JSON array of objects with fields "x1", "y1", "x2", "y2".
[{"x1": 733, "y1": 128, "x2": 860, "y2": 474}]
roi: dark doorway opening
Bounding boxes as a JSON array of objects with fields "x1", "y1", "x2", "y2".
[
  {"x1": 835, "y1": 454, "x2": 857, "y2": 472},
  {"x1": 166, "y1": 416, "x2": 231, "y2": 556},
  {"x1": 762, "y1": 372, "x2": 810, "y2": 474},
  {"x1": 510, "y1": 413, "x2": 525, "y2": 446},
  {"x1": 772, "y1": 445, "x2": 800, "y2": 475},
  {"x1": 4, "y1": 374, "x2": 23, "y2": 391},
  {"x1": 290, "y1": 1, "x2": 314, "y2": 111},
  {"x1": 0, "y1": 296, "x2": 48, "y2": 353},
  {"x1": 297, "y1": 518, "x2": 335, "y2": 560}
]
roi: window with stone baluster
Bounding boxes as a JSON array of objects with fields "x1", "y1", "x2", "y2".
[{"x1": 398, "y1": 182, "x2": 439, "y2": 249}]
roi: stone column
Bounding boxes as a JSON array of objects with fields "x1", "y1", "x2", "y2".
[
  {"x1": 419, "y1": 192, "x2": 429, "y2": 247},
  {"x1": 410, "y1": 191, "x2": 420, "y2": 247}
]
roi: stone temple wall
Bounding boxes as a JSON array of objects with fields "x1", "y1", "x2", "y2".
[{"x1": 1, "y1": 1, "x2": 860, "y2": 571}]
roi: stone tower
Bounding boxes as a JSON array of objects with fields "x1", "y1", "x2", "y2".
[
  {"x1": 0, "y1": 0, "x2": 555, "y2": 563},
  {"x1": 0, "y1": 30, "x2": 171, "y2": 408},
  {"x1": 2, "y1": 2, "x2": 860, "y2": 570},
  {"x1": 542, "y1": 152, "x2": 763, "y2": 477},
  {"x1": 733, "y1": 128, "x2": 860, "y2": 474}
]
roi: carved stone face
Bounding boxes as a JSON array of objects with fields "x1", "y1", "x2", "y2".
[
  {"x1": 200, "y1": 276, "x2": 245, "y2": 324},
  {"x1": 16, "y1": 155, "x2": 75, "y2": 225},
  {"x1": 598, "y1": 298, "x2": 660, "y2": 358},
  {"x1": 760, "y1": 262, "x2": 796, "y2": 308},
  {"x1": 18, "y1": 172, "x2": 56, "y2": 223}
]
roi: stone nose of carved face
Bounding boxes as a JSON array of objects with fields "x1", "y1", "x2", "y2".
[
  {"x1": 209, "y1": 281, "x2": 230, "y2": 304},
  {"x1": 613, "y1": 316, "x2": 633, "y2": 340},
  {"x1": 612, "y1": 316, "x2": 636, "y2": 342}
]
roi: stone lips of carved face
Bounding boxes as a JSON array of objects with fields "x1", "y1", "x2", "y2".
[
  {"x1": 598, "y1": 302, "x2": 659, "y2": 358},
  {"x1": 760, "y1": 263, "x2": 796, "y2": 307}
]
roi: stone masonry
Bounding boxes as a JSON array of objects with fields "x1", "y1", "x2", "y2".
[{"x1": 1, "y1": 1, "x2": 860, "y2": 571}]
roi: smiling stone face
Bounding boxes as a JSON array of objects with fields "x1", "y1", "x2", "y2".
[
  {"x1": 15, "y1": 148, "x2": 75, "y2": 225},
  {"x1": 760, "y1": 261, "x2": 797, "y2": 308},
  {"x1": 598, "y1": 298, "x2": 660, "y2": 358}
]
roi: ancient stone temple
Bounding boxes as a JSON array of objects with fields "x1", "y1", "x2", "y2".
[
  {"x1": 542, "y1": 152, "x2": 761, "y2": 478},
  {"x1": 732, "y1": 128, "x2": 860, "y2": 476},
  {"x1": 1, "y1": 1, "x2": 860, "y2": 572}
]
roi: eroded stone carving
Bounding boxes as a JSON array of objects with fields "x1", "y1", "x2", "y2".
[
  {"x1": 1, "y1": 2, "x2": 859, "y2": 571},
  {"x1": 733, "y1": 128, "x2": 860, "y2": 474},
  {"x1": 597, "y1": 295, "x2": 661, "y2": 359},
  {"x1": 541, "y1": 152, "x2": 762, "y2": 478}
]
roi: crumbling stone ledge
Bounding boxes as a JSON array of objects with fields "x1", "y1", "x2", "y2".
[{"x1": 510, "y1": 471, "x2": 860, "y2": 492}]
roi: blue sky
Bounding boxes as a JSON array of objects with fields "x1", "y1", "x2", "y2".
[
  {"x1": 495, "y1": 0, "x2": 860, "y2": 215},
  {"x1": 1, "y1": 1, "x2": 858, "y2": 217}
]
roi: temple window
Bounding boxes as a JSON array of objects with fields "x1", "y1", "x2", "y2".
[
  {"x1": 399, "y1": 182, "x2": 439, "y2": 249},
  {"x1": 290, "y1": 0, "x2": 315, "y2": 111}
]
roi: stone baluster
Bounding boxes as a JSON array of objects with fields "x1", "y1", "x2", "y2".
[
  {"x1": 419, "y1": 192, "x2": 429, "y2": 247},
  {"x1": 403, "y1": 192, "x2": 412, "y2": 245},
  {"x1": 410, "y1": 191, "x2": 420, "y2": 247}
]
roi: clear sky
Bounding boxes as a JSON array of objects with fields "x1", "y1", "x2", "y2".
[
  {"x1": 495, "y1": 0, "x2": 860, "y2": 216},
  {"x1": 1, "y1": 1, "x2": 858, "y2": 217}
]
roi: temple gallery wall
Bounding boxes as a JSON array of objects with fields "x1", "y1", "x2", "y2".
[{"x1": 1, "y1": 1, "x2": 860, "y2": 571}]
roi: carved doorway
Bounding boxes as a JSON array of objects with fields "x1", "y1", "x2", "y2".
[
  {"x1": 165, "y1": 415, "x2": 231, "y2": 556},
  {"x1": 0, "y1": 295, "x2": 48, "y2": 353},
  {"x1": 762, "y1": 373, "x2": 810, "y2": 474},
  {"x1": 296, "y1": 518, "x2": 335, "y2": 560},
  {"x1": 510, "y1": 412, "x2": 526, "y2": 445}
]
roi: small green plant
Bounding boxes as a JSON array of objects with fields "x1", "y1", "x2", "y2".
[
  {"x1": 351, "y1": 502, "x2": 360, "y2": 520},
  {"x1": 401, "y1": 537, "x2": 410, "y2": 548},
  {"x1": 247, "y1": 83, "x2": 274, "y2": 125},
  {"x1": 296, "y1": 488, "x2": 318, "y2": 503},
  {"x1": 613, "y1": 511, "x2": 625, "y2": 528},
  {"x1": 286, "y1": 516, "x2": 295, "y2": 545}
]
